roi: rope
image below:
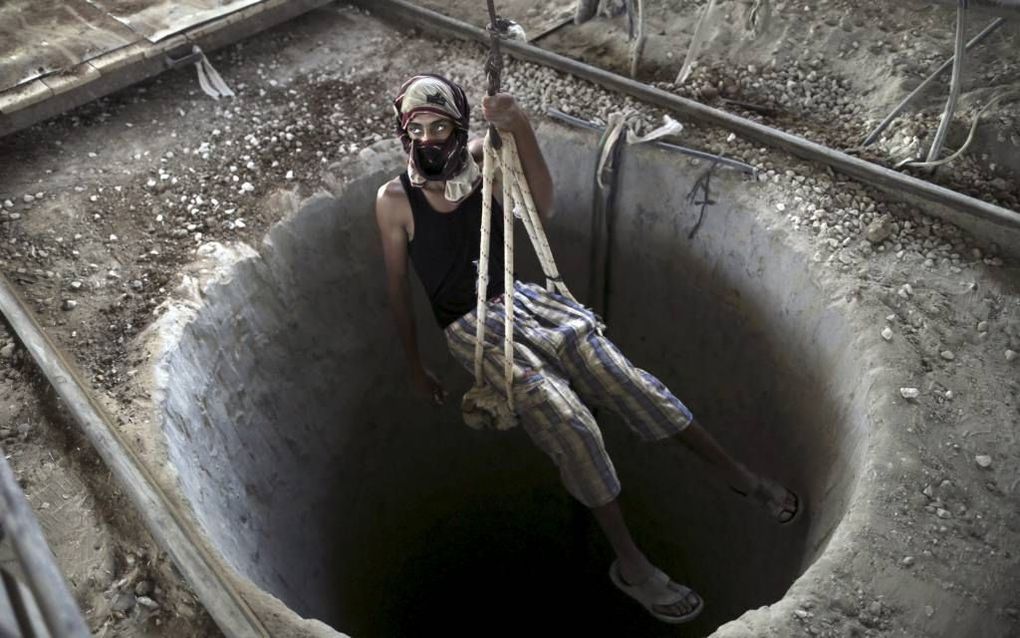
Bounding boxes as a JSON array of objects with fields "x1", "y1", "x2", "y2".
[
  {"x1": 675, "y1": 0, "x2": 718, "y2": 85},
  {"x1": 746, "y1": 0, "x2": 771, "y2": 35},
  {"x1": 629, "y1": 0, "x2": 645, "y2": 78},
  {"x1": 463, "y1": 1, "x2": 580, "y2": 430},
  {"x1": 464, "y1": 131, "x2": 578, "y2": 430}
]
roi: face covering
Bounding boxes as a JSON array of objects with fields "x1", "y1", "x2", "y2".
[
  {"x1": 418, "y1": 143, "x2": 446, "y2": 175},
  {"x1": 413, "y1": 135, "x2": 460, "y2": 179},
  {"x1": 392, "y1": 74, "x2": 479, "y2": 202}
]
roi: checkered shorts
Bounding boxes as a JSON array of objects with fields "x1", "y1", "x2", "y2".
[{"x1": 445, "y1": 281, "x2": 694, "y2": 507}]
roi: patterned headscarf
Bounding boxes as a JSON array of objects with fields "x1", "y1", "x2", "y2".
[{"x1": 392, "y1": 74, "x2": 480, "y2": 202}]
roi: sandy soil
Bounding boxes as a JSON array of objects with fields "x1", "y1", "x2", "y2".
[{"x1": 0, "y1": 1, "x2": 1017, "y2": 636}]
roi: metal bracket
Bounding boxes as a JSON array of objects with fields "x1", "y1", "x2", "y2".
[{"x1": 165, "y1": 46, "x2": 202, "y2": 69}]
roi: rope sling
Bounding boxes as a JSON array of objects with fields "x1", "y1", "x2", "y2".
[{"x1": 460, "y1": 3, "x2": 583, "y2": 431}]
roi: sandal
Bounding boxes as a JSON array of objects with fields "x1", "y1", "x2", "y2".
[
  {"x1": 609, "y1": 560, "x2": 704, "y2": 624},
  {"x1": 731, "y1": 477, "x2": 801, "y2": 525}
]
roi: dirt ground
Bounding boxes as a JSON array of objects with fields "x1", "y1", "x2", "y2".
[{"x1": 0, "y1": 1, "x2": 1017, "y2": 636}]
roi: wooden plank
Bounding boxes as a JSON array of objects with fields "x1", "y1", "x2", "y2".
[
  {"x1": 0, "y1": 0, "x2": 136, "y2": 91},
  {"x1": 0, "y1": 81, "x2": 53, "y2": 115}
]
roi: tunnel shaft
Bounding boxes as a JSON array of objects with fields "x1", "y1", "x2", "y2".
[{"x1": 151, "y1": 125, "x2": 867, "y2": 636}]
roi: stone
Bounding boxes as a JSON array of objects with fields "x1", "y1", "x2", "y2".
[
  {"x1": 111, "y1": 592, "x2": 136, "y2": 613},
  {"x1": 864, "y1": 215, "x2": 894, "y2": 243},
  {"x1": 939, "y1": 350, "x2": 955, "y2": 361},
  {"x1": 1006, "y1": 350, "x2": 1017, "y2": 362},
  {"x1": 901, "y1": 556, "x2": 915, "y2": 566},
  {"x1": 975, "y1": 455, "x2": 992, "y2": 469},
  {"x1": 0, "y1": 343, "x2": 14, "y2": 359},
  {"x1": 62, "y1": 299, "x2": 77, "y2": 311},
  {"x1": 881, "y1": 327, "x2": 893, "y2": 341},
  {"x1": 899, "y1": 387, "x2": 920, "y2": 400}
]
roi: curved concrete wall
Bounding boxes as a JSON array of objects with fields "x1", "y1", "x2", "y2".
[{"x1": 151, "y1": 125, "x2": 871, "y2": 636}]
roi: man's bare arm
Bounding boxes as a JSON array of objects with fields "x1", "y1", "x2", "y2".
[
  {"x1": 375, "y1": 183, "x2": 419, "y2": 369},
  {"x1": 374, "y1": 182, "x2": 446, "y2": 403}
]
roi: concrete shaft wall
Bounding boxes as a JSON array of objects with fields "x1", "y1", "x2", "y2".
[{"x1": 153, "y1": 126, "x2": 869, "y2": 636}]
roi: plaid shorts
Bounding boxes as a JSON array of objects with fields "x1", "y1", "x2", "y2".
[{"x1": 445, "y1": 281, "x2": 694, "y2": 507}]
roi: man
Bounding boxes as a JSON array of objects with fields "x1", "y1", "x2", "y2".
[{"x1": 375, "y1": 73, "x2": 799, "y2": 624}]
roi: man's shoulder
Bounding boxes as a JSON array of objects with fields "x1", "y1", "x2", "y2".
[
  {"x1": 377, "y1": 176, "x2": 406, "y2": 201},
  {"x1": 376, "y1": 176, "x2": 410, "y2": 211},
  {"x1": 375, "y1": 176, "x2": 411, "y2": 230}
]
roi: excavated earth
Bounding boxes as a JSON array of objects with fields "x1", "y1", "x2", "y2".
[{"x1": 0, "y1": 1, "x2": 1018, "y2": 637}]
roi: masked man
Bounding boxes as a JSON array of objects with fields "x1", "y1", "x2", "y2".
[{"x1": 374, "y1": 73, "x2": 799, "y2": 624}]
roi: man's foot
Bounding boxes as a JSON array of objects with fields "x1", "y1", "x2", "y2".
[
  {"x1": 610, "y1": 560, "x2": 704, "y2": 624},
  {"x1": 732, "y1": 475, "x2": 800, "y2": 524}
]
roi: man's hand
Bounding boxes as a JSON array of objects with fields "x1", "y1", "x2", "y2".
[
  {"x1": 412, "y1": 366, "x2": 447, "y2": 406},
  {"x1": 479, "y1": 93, "x2": 554, "y2": 220},
  {"x1": 481, "y1": 93, "x2": 525, "y2": 132}
]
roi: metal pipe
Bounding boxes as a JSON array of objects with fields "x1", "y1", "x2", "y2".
[
  {"x1": 629, "y1": 0, "x2": 645, "y2": 78},
  {"x1": 356, "y1": 0, "x2": 1020, "y2": 231},
  {"x1": 926, "y1": 1, "x2": 969, "y2": 164},
  {"x1": 546, "y1": 108, "x2": 757, "y2": 174},
  {"x1": 861, "y1": 16, "x2": 1005, "y2": 147},
  {"x1": 0, "y1": 451, "x2": 90, "y2": 638},
  {"x1": 0, "y1": 273, "x2": 269, "y2": 638}
]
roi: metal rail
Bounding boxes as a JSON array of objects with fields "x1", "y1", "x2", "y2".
[
  {"x1": 355, "y1": 0, "x2": 1020, "y2": 231},
  {"x1": 0, "y1": 273, "x2": 269, "y2": 638}
]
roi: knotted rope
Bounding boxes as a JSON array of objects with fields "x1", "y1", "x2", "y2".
[{"x1": 461, "y1": 3, "x2": 580, "y2": 431}]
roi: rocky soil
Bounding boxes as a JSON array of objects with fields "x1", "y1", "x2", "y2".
[{"x1": 0, "y1": 1, "x2": 1017, "y2": 636}]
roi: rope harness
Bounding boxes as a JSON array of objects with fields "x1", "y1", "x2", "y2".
[
  {"x1": 460, "y1": 4, "x2": 582, "y2": 431},
  {"x1": 461, "y1": 125, "x2": 583, "y2": 430}
]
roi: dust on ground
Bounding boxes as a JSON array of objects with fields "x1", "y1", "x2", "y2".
[
  {"x1": 0, "y1": 1, "x2": 1018, "y2": 636},
  {"x1": 426, "y1": 0, "x2": 1020, "y2": 209}
]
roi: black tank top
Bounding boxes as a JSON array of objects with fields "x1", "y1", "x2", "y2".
[{"x1": 401, "y1": 172, "x2": 506, "y2": 328}]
